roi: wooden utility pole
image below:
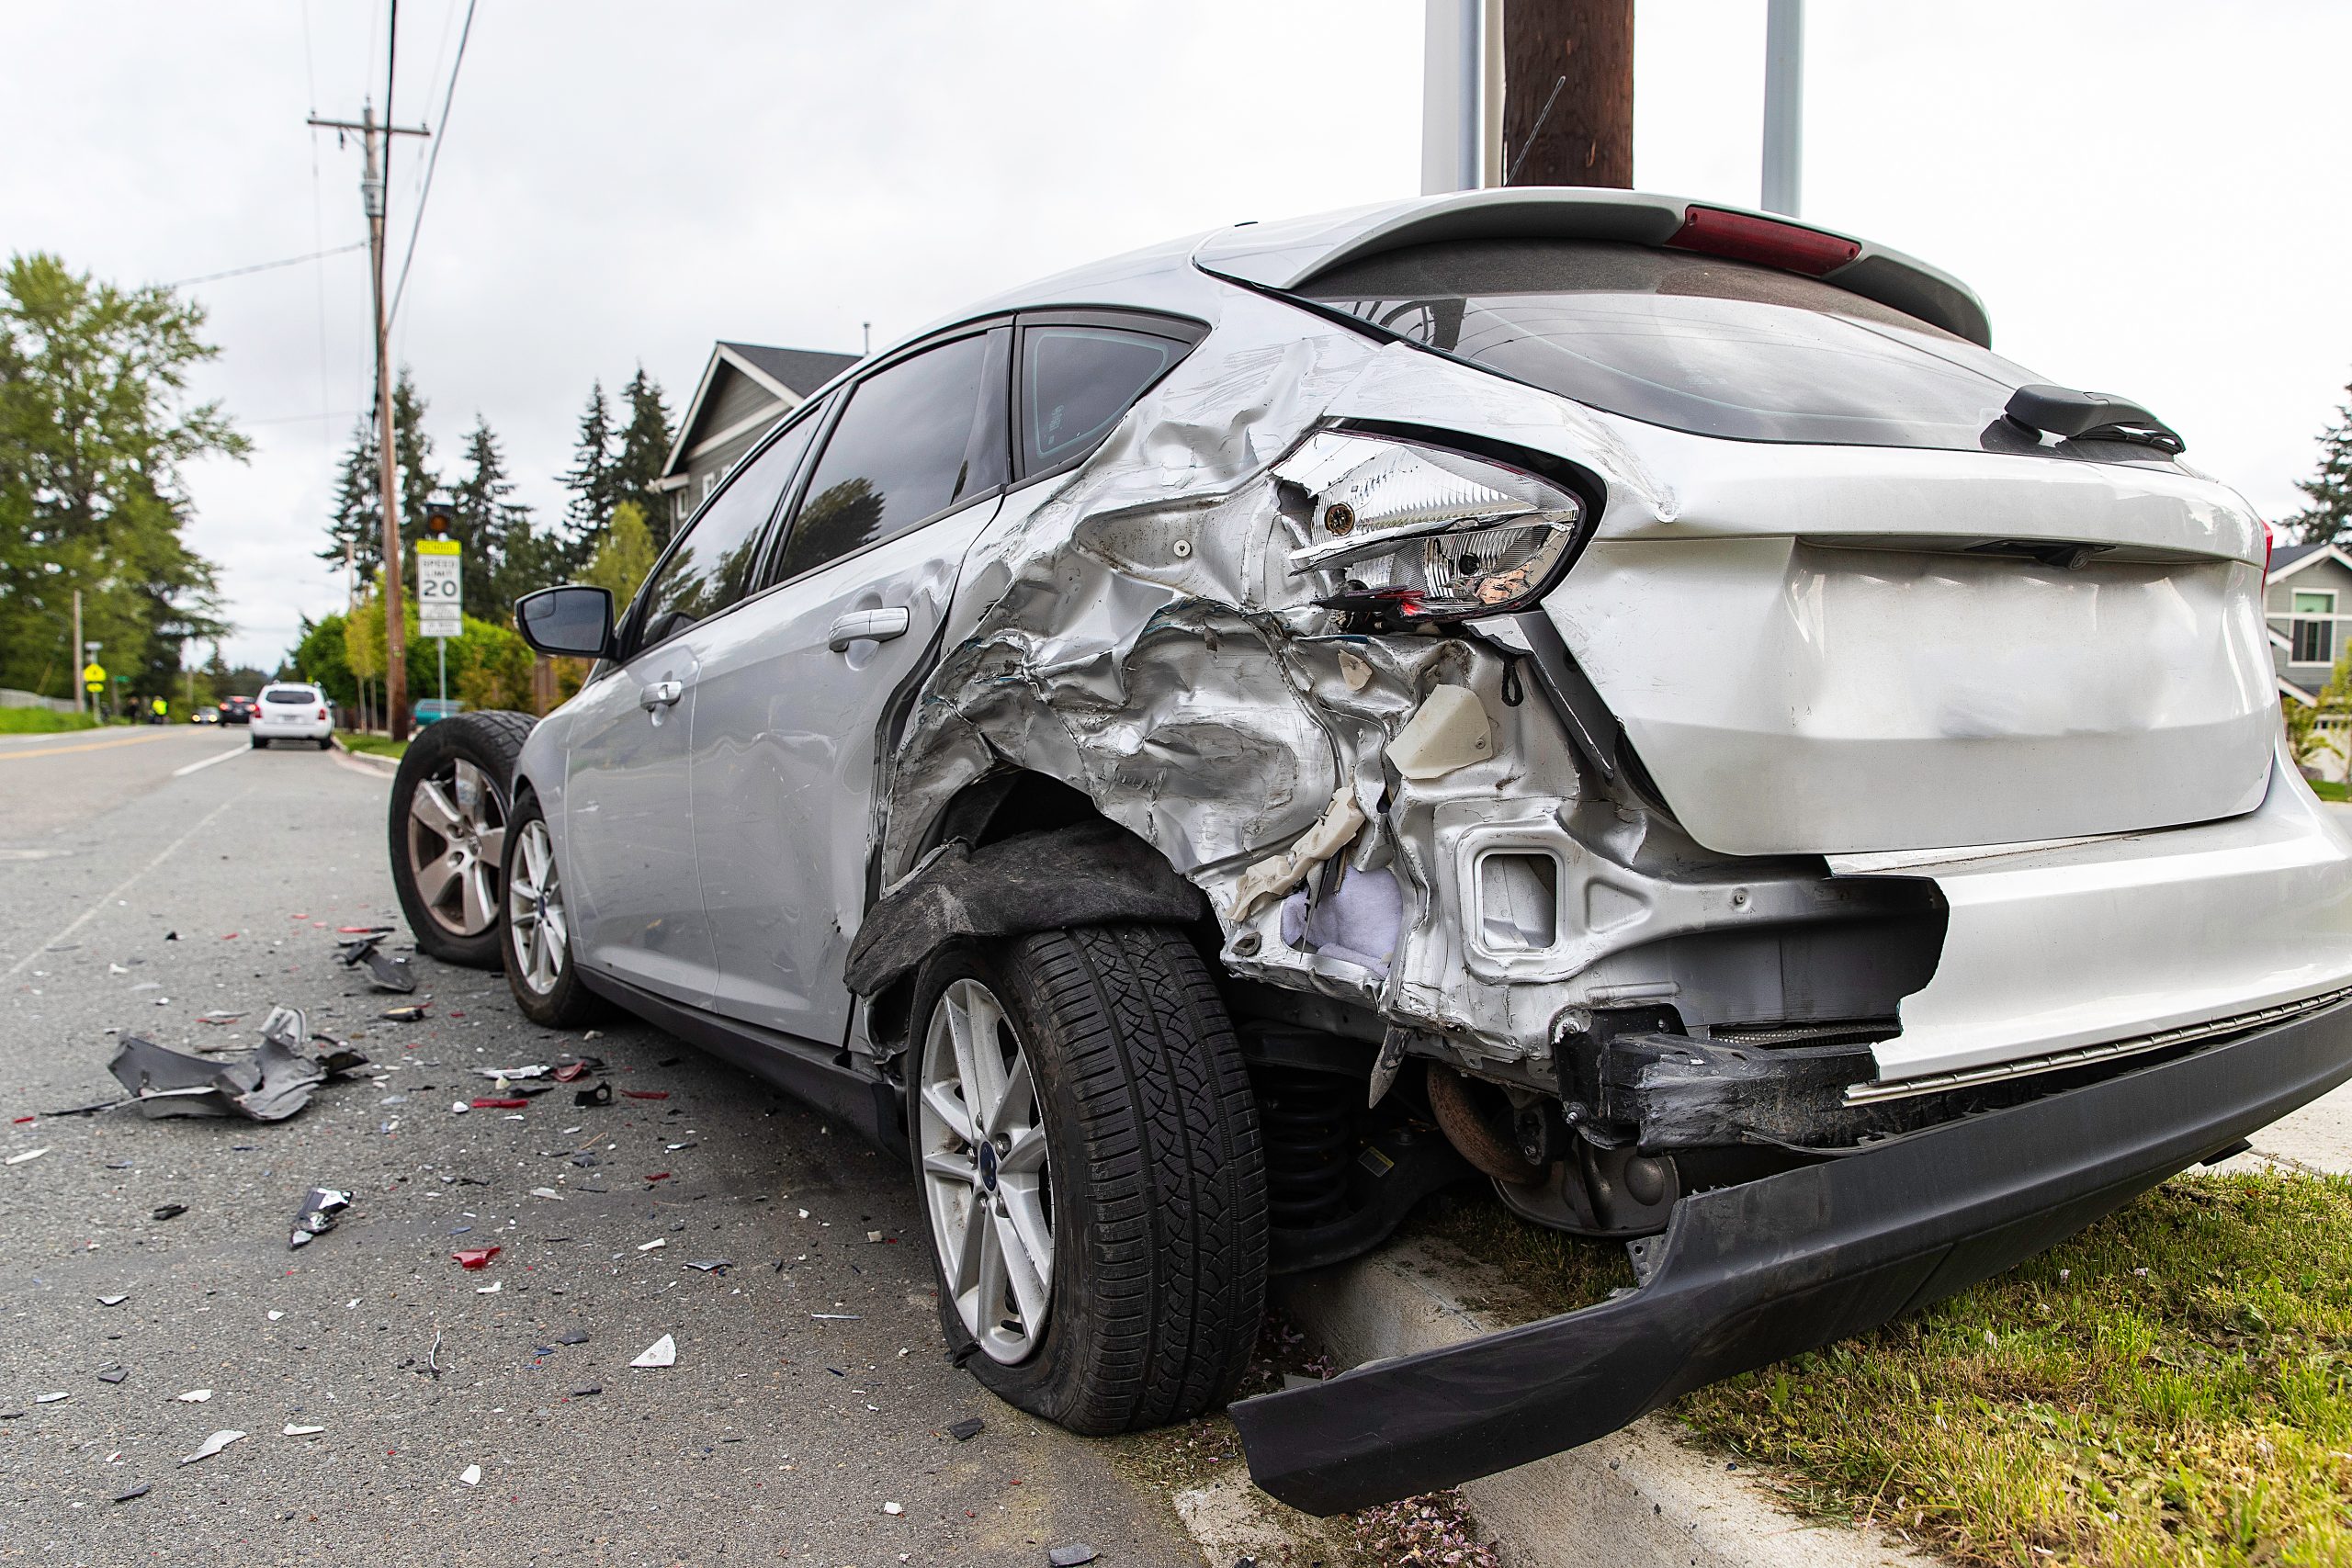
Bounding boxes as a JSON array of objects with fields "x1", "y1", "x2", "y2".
[
  {"x1": 311, "y1": 101, "x2": 430, "y2": 738},
  {"x1": 1500, "y1": 0, "x2": 1634, "y2": 188}
]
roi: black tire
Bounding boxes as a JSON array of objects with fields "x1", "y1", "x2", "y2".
[
  {"x1": 317, "y1": 737, "x2": 333, "y2": 750},
  {"x1": 908, "y1": 925, "x2": 1267, "y2": 1434},
  {"x1": 499, "y1": 789, "x2": 599, "y2": 1028},
  {"x1": 250, "y1": 737, "x2": 266, "y2": 750},
  {"x1": 387, "y1": 709, "x2": 536, "y2": 967}
]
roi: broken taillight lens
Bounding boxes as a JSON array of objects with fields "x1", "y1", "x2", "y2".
[{"x1": 1275, "y1": 430, "x2": 1587, "y2": 626}]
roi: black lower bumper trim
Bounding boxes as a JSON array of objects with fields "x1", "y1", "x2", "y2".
[{"x1": 1232, "y1": 996, "x2": 2352, "y2": 1516}]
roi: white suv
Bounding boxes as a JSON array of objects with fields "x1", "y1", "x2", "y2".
[{"x1": 250, "y1": 683, "x2": 333, "y2": 750}]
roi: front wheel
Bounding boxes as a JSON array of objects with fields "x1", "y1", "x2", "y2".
[
  {"x1": 387, "y1": 710, "x2": 534, "y2": 966},
  {"x1": 500, "y1": 791, "x2": 598, "y2": 1028},
  {"x1": 910, "y1": 926, "x2": 1267, "y2": 1435}
]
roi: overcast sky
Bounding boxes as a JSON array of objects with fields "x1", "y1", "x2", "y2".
[{"x1": 6, "y1": 1, "x2": 2348, "y2": 669}]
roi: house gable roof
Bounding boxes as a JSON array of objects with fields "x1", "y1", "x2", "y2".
[
  {"x1": 662, "y1": 341, "x2": 861, "y2": 479},
  {"x1": 2269, "y1": 541, "x2": 2352, "y2": 583}
]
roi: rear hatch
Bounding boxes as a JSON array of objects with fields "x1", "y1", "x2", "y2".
[{"x1": 1295, "y1": 238, "x2": 2275, "y2": 855}]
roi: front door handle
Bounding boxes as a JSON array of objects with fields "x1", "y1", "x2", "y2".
[
  {"x1": 638, "y1": 680, "x2": 684, "y2": 711},
  {"x1": 827, "y1": 607, "x2": 911, "y2": 652}
]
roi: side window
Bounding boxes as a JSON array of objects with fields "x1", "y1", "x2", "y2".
[
  {"x1": 1021, "y1": 325, "x2": 1181, "y2": 471},
  {"x1": 631, "y1": 413, "x2": 821, "y2": 652},
  {"x1": 772, "y1": 331, "x2": 1006, "y2": 583}
]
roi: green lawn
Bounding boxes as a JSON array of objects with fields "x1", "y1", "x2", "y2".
[
  {"x1": 335, "y1": 730, "x2": 407, "y2": 760},
  {"x1": 0, "y1": 708, "x2": 100, "y2": 734},
  {"x1": 2308, "y1": 777, "x2": 2348, "y2": 803}
]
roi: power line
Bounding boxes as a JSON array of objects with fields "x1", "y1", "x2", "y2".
[
  {"x1": 387, "y1": 0, "x2": 476, "y2": 328},
  {"x1": 164, "y1": 242, "x2": 367, "y2": 290}
]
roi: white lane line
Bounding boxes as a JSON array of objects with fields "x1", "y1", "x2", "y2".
[
  {"x1": 0, "y1": 787, "x2": 252, "y2": 982},
  {"x1": 172, "y1": 745, "x2": 249, "y2": 777}
]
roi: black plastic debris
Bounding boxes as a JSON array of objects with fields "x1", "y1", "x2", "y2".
[
  {"x1": 97, "y1": 1294, "x2": 128, "y2": 1308},
  {"x1": 569, "y1": 1383, "x2": 602, "y2": 1397},
  {"x1": 107, "y1": 1008, "x2": 364, "y2": 1123},
  {"x1": 1047, "y1": 1548, "x2": 1099, "y2": 1567},
  {"x1": 336, "y1": 931, "x2": 417, "y2": 993},
  {"x1": 96, "y1": 1366, "x2": 127, "y2": 1385},
  {"x1": 288, "y1": 1187, "x2": 353, "y2": 1250},
  {"x1": 112, "y1": 1483, "x2": 151, "y2": 1503},
  {"x1": 572, "y1": 1082, "x2": 613, "y2": 1108},
  {"x1": 948, "y1": 1417, "x2": 984, "y2": 1442},
  {"x1": 151, "y1": 1204, "x2": 187, "y2": 1222},
  {"x1": 683, "y1": 1258, "x2": 732, "y2": 1274},
  {"x1": 556, "y1": 1331, "x2": 590, "y2": 1346}
]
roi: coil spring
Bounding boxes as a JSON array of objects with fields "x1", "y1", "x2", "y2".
[{"x1": 1258, "y1": 1067, "x2": 1354, "y2": 1230}]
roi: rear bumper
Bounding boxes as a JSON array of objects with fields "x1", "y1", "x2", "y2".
[{"x1": 1231, "y1": 992, "x2": 2352, "y2": 1516}]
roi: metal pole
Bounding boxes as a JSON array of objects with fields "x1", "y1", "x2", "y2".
[
  {"x1": 437, "y1": 637, "x2": 446, "y2": 704},
  {"x1": 363, "y1": 103, "x2": 412, "y2": 740},
  {"x1": 72, "y1": 590, "x2": 82, "y2": 716},
  {"x1": 1762, "y1": 0, "x2": 1804, "y2": 216}
]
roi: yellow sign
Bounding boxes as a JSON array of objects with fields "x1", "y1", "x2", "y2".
[
  {"x1": 415, "y1": 538, "x2": 461, "y2": 557},
  {"x1": 81, "y1": 661, "x2": 105, "y2": 688}
]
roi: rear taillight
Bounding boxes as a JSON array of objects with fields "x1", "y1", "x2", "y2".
[
  {"x1": 1666, "y1": 205, "x2": 1861, "y2": 277},
  {"x1": 317, "y1": 707, "x2": 328, "y2": 721},
  {"x1": 2264, "y1": 518, "x2": 2276, "y2": 577},
  {"x1": 1273, "y1": 431, "x2": 1589, "y2": 630}
]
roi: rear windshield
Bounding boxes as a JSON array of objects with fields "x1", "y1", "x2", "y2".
[
  {"x1": 1297, "y1": 240, "x2": 2041, "y2": 450},
  {"x1": 262, "y1": 688, "x2": 318, "y2": 705}
]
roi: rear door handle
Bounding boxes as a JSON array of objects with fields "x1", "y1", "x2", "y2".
[
  {"x1": 827, "y1": 607, "x2": 911, "y2": 652},
  {"x1": 638, "y1": 680, "x2": 684, "y2": 711}
]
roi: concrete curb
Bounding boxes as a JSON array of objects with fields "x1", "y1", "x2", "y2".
[
  {"x1": 330, "y1": 738, "x2": 401, "y2": 777},
  {"x1": 1272, "y1": 1239, "x2": 1939, "y2": 1568}
]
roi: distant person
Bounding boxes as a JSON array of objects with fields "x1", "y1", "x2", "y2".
[{"x1": 149, "y1": 695, "x2": 167, "y2": 725}]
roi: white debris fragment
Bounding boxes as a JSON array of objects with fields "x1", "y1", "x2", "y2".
[
  {"x1": 180, "y1": 1429, "x2": 244, "y2": 1465},
  {"x1": 6, "y1": 1148, "x2": 48, "y2": 1166},
  {"x1": 476, "y1": 1280, "x2": 503, "y2": 1294},
  {"x1": 631, "y1": 1334, "x2": 677, "y2": 1369},
  {"x1": 35, "y1": 1392, "x2": 68, "y2": 1404},
  {"x1": 1385, "y1": 684, "x2": 1493, "y2": 778},
  {"x1": 476, "y1": 1066, "x2": 548, "y2": 1080},
  {"x1": 529, "y1": 1187, "x2": 563, "y2": 1201},
  {"x1": 1337, "y1": 649, "x2": 1373, "y2": 691},
  {"x1": 883, "y1": 1501, "x2": 904, "y2": 1516},
  {"x1": 266, "y1": 1311, "x2": 284, "y2": 1321},
  {"x1": 176, "y1": 1389, "x2": 213, "y2": 1403},
  {"x1": 459, "y1": 1463, "x2": 481, "y2": 1486},
  {"x1": 637, "y1": 1237, "x2": 666, "y2": 1252},
  {"x1": 282, "y1": 1423, "x2": 325, "y2": 1437},
  {"x1": 867, "y1": 1230, "x2": 883, "y2": 1243},
  {"x1": 450, "y1": 1101, "x2": 470, "y2": 1114},
  {"x1": 1229, "y1": 785, "x2": 1368, "y2": 920}
]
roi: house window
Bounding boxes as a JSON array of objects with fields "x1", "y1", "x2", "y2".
[
  {"x1": 2294, "y1": 590, "x2": 2335, "y2": 664},
  {"x1": 702, "y1": 472, "x2": 718, "y2": 502}
]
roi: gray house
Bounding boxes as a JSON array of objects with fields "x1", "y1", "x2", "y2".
[
  {"x1": 653, "y1": 342, "x2": 859, "y2": 535},
  {"x1": 2271, "y1": 540, "x2": 2352, "y2": 779}
]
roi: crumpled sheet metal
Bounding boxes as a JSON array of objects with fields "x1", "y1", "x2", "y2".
[
  {"x1": 865, "y1": 297, "x2": 1674, "y2": 1061},
  {"x1": 843, "y1": 820, "x2": 1207, "y2": 998},
  {"x1": 107, "y1": 1007, "x2": 359, "y2": 1122}
]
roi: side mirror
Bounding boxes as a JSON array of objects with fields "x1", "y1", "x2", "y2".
[{"x1": 514, "y1": 585, "x2": 616, "y2": 659}]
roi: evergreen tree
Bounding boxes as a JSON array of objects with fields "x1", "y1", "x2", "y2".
[
  {"x1": 2290, "y1": 378, "x2": 2352, "y2": 547},
  {"x1": 581, "y1": 500, "x2": 659, "y2": 608},
  {"x1": 614, "y1": 367, "x2": 677, "y2": 545},
  {"x1": 447, "y1": 414, "x2": 557, "y2": 615},
  {"x1": 560, "y1": 380, "x2": 620, "y2": 557},
  {"x1": 317, "y1": 367, "x2": 435, "y2": 586}
]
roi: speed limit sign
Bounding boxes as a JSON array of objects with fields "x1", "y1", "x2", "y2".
[{"x1": 416, "y1": 538, "x2": 462, "y2": 638}]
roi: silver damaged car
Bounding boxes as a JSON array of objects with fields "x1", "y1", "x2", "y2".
[{"x1": 387, "y1": 188, "x2": 2352, "y2": 1513}]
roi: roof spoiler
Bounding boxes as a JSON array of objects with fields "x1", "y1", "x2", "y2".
[{"x1": 1193, "y1": 188, "x2": 1993, "y2": 348}]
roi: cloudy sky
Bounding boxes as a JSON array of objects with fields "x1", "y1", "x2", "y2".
[{"x1": 6, "y1": 1, "x2": 2348, "y2": 669}]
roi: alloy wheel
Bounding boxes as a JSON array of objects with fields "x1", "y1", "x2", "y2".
[
  {"x1": 405, "y1": 759, "x2": 506, "y2": 938},
  {"x1": 918, "y1": 976, "x2": 1055, "y2": 1364},
  {"x1": 506, "y1": 817, "x2": 568, "y2": 996}
]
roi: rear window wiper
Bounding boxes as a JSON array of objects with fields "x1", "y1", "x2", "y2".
[{"x1": 2004, "y1": 383, "x2": 2184, "y2": 455}]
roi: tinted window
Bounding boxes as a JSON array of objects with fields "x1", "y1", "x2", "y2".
[
  {"x1": 632, "y1": 413, "x2": 820, "y2": 649},
  {"x1": 261, "y1": 687, "x2": 318, "y2": 705},
  {"x1": 1022, "y1": 326, "x2": 1178, "y2": 469},
  {"x1": 1301, "y1": 240, "x2": 2044, "y2": 450},
  {"x1": 774, "y1": 333, "x2": 1004, "y2": 581}
]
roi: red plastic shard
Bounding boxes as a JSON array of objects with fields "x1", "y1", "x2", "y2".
[
  {"x1": 471, "y1": 1097, "x2": 527, "y2": 1110},
  {"x1": 452, "y1": 1247, "x2": 501, "y2": 1269},
  {"x1": 647, "y1": 1172, "x2": 672, "y2": 1182},
  {"x1": 621, "y1": 1089, "x2": 669, "y2": 1100}
]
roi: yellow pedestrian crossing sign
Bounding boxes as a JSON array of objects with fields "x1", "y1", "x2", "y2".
[{"x1": 81, "y1": 661, "x2": 105, "y2": 693}]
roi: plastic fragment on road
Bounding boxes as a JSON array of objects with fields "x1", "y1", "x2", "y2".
[
  {"x1": 336, "y1": 931, "x2": 417, "y2": 994},
  {"x1": 557, "y1": 1331, "x2": 589, "y2": 1345},
  {"x1": 266, "y1": 1310, "x2": 283, "y2": 1321},
  {"x1": 181, "y1": 1429, "x2": 243, "y2": 1465},
  {"x1": 569, "y1": 1382, "x2": 602, "y2": 1397},
  {"x1": 96, "y1": 1366, "x2": 127, "y2": 1385},
  {"x1": 177, "y1": 1389, "x2": 212, "y2": 1402},
  {"x1": 288, "y1": 1187, "x2": 352, "y2": 1250},
  {"x1": 636, "y1": 1238, "x2": 666, "y2": 1252},
  {"x1": 459, "y1": 1463, "x2": 481, "y2": 1486},
  {"x1": 621, "y1": 1089, "x2": 669, "y2": 1100},
  {"x1": 811, "y1": 1313, "x2": 860, "y2": 1321},
  {"x1": 381, "y1": 1004, "x2": 429, "y2": 1022},
  {"x1": 683, "y1": 1258, "x2": 731, "y2": 1273},
  {"x1": 282, "y1": 1423, "x2": 324, "y2": 1437},
  {"x1": 107, "y1": 1007, "x2": 361, "y2": 1123},
  {"x1": 5, "y1": 1148, "x2": 47, "y2": 1166},
  {"x1": 948, "y1": 1417, "x2": 984, "y2": 1441},
  {"x1": 549, "y1": 1056, "x2": 603, "y2": 1083},
  {"x1": 35, "y1": 1392, "x2": 68, "y2": 1404},
  {"x1": 450, "y1": 1101, "x2": 469, "y2": 1114},
  {"x1": 883, "y1": 1501, "x2": 904, "y2": 1516},
  {"x1": 529, "y1": 1187, "x2": 563, "y2": 1201},
  {"x1": 470, "y1": 1097, "x2": 528, "y2": 1110},
  {"x1": 572, "y1": 1083, "x2": 613, "y2": 1107},
  {"x1": 476, "y1": 1280, "x2": 503, "y2": 1294},
  {"x1": 1047, "y1": 1548, "x2": 1099, "y2": 1566},
  {"x1": 451, "y1": 1247, "x2": 501, "y2": 1269},
  {"x1": 476, "y1": 1065, "x2": 548, "y2": 1080},
  {"x1": 112, "y1": 1483, "x2": 151, "y2": 1503},
  {"x1": 97, "y1": 1294, "x2": 128, "y2": 1307},
  {"x1": 151, "y1": 1204, "x2": 187, "y2": 1221},
  {"x1": 196, "y1": 1011, "x2": 244, "y2": 1025},
  {"x1": 646, "y1": 1171, "x2": 671, "y2": 1182},
  {"x1": 630, "y1": 1334, "x2": 677, "y2": 1369}
]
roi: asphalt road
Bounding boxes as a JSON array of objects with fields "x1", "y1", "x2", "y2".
[{"x1": 0, "y1": 728, "x2": 1212, "y2": 1567}]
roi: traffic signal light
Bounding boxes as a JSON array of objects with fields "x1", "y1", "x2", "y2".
[{"x1": 424, "y1": 499, "x2": 457, "y2": 539}]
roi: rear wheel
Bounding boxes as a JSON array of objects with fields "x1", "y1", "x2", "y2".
[
  {"x1": 388, "y1": 710, "x2": 534, "y2": 967},
  {"x1": 250, "y1": 737, "x2": 266, "y2": 750},
  {"x1": 910, "y1": 925, "x2": 1267, "y2": 1434}
]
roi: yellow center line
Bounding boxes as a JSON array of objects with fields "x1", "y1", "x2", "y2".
[{"x1": 0, "y1": 730, "x2": 189, "y2": 761}]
